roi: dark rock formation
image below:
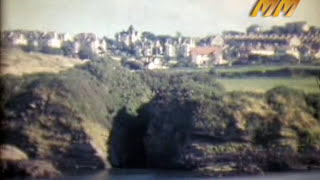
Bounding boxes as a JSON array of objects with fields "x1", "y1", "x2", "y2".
[
  {"x1": 64, "y1": 141, "x2": 110, "y2": 170},
  {"x1": 1, "y1": 160, "x2": 61, "y2": 178},
  {"x1": 108, "y1": 108, "x2": 147, "y2": 168}
]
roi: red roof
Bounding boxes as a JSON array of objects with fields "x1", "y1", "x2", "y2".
[{"x1": 190, "y1": 47, "x2": 222, "y2": 56}]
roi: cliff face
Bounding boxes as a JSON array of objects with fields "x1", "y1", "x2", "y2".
[
  {"x1": 3, "y1": 91, "x2": 109, "y2": 170},
  {"x1": 137, "y1": 87, "x2": 320, "y2": 175},
  {"x1": 107, "y1": 84, "x2": 320, "y2": 176}
]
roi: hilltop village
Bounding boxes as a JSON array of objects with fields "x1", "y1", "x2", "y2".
[{"x1": 2, "y1": 22, "x2": 320, "y2": 70}]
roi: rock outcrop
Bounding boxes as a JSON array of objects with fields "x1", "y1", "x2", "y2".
[
  {"x1": 109, "y1": 87, "x2": 320, "y2": 176},
  {"x1": 0, "y1": 145, "x2": 29, "y2": 162},
  {"x1": 0, "y1": 145, "x2": 61, "y2": 178},
  {"x1": 2, "y1": 87, "x2": 110, "y2": 171},
  {"x1": 2, "y1": 160, "x2": 61, "y2": 178}
]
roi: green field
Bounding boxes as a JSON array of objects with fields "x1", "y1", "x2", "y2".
[
  {"x1": 218, "y1": 77, "x2": 320, "y2": 93},
  {"x1": 151, "y1": 65, "x2": 320, "y2": 93},
  {"x1": 215, "y1": 65, "x2": 320, "y2": 73},
  {"x1": 168, "y1": 65, "x2": 320, "y2": 73}
]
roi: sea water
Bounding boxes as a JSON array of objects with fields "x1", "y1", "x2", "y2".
[{"x1": 31, "y1": 169, "x2": 320, "y2": 180}]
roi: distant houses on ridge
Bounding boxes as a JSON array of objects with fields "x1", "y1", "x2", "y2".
[{"x1": 2, "y1": 22, "x2": 320, "y2": 70}]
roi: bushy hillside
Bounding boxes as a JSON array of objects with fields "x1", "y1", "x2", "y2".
[{"x1": 1, "y1": 51, "x2": 152, "y2": 171}]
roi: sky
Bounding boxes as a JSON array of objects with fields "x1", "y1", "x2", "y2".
[{"x1": 2, "y1": 0, "x2": 320, "y2": 38}]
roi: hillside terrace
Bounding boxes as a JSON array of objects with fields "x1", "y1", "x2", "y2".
[{"x1": 1, "y1": 23, "x2": 320, "y2": 69}]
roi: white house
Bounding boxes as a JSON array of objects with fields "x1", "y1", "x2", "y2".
[
  {"x1": 180, "y1": 38, "x2": 196, "y2": 57},
  {"x1": 164, "y1": 40, "x2": 176, "y2": 57},
  {"x1": 282, "y1": 36, "x2": 302, "y2": 59},
  {"x1": 120, "y1": 32, "x2": 130, "y2": 46},
  {"x1": 146, "y1": 57, "x2": 167, "y2": 70},
  {"x1": 46, "y1": 32, "x2": 62, "y2": 48},
  {"x1": 210, "y1": 35, "x2": 224, "y2": 47},
  {"x1": 128, "y1": 28, "x2": 140, "y2": 44},
  {"x1": 117, "y1": 26, "x2": 141, "y2": 46},
  {"x1": 73, "y1": 41, "x2": 81, "y2": 54},
  {"x1": 90, "y1": 38, "x2": 107, "y2": 55},
  {"x1": 154, "y1": 40, "x2": 164, "y2": 55},
  {"x1": 12, "y1": 33, "x2": 28, "y2": 46},
  {"x1": 288, "y1": 36, "x2": 301, "y2": 49},
  {"x1": 250, "y1": 49, "x2": 275, "y2": 56},
  {"x1": 62, "y1": 33, "x2": 73, "y2": 41},
  {"x1": 142, "y1": 40, "x2": 154, "y2": 56}
]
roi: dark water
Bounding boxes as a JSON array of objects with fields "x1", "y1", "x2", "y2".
[{"x1": 34, "y1": 169, "x2": 320, "y2": 180}]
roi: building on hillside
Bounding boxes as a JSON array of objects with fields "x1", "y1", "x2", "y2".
[
  {"x1": 116, "y1": 26, "x2": 141, "y2": 47},
  {"x1": 45, "y1": 32, "x2": 62, "y2": 48},
  {"x1": 249, "y1": 49, "x2": 275, "y2": 56},
  {"x1": 133, "y1": 42, "x2": 143, "y2": 57},
  {"x1": 128, "y1": 26, "x2": 140, "y2": 44},
  {"x1": 190, "y1": 47, "x2": 226, "y2": 66},
  {"x1": 146, "y1": 57, "x2": 167, "y2": 70},
  {"x1": 61, "y1": 33, "x2": 73, "y2": 42},
  {"x1": 72, "y1": 33, "x2": 108, "y2": 55},
  {"x1": 117, "y1": 31, "x2": 130, "y2": 46},
  {"x1": 10, "y1": 33, "x2": 28, "y2": 46},
  {"x1": 154, "y1": 40, "x2": 164, "y2": 55},
  {"x1": 210, "y1": 35, "x2": 224, "y2": 47},
  {"x1": 143, "y1": 48, "x2": 153, "y2": 57},
  {"x1": 283, "y1": 36, "x2": 301, "y2": 59},
  {"x1": 72, "y1": 41, "x2": 81, "y2": 54},
  {"x1": 180, "y1": 38, "x2": 196, "y2": 57},
  {"x1": 74, "y1": 33, "x2": 96, "y2": 44},
  {"x1": 90, "y1": 38, "x2": 107, "y2": 55},
  {"x1": 164, "y1": 40, "x2": 176, "y2": 57},
  {"x1": 288, "y1": 36, "x2": 301, "y2": 49},
  {"x1": 142, "y1": 40, "x2": 154, "y2": 56}
]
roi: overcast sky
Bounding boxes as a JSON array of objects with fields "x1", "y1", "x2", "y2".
[{"x1": 2, "y1": 0, "x2": 320, "y2": 38}]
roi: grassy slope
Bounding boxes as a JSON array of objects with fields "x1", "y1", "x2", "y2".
[
  {"x1": 1, "y1": 49, "x2": 86, "y2": 76},
  {"x1": 215, "y1": 65, "x2": 320, "y2": 73},
  {"x1": 151, "y1": 65, "x2": 320, "y2": 93},
  {"x1": 218, "y1": 77, "x2": 319, "y2": 93},
  {"x1": 162, "y1": 65, "x2": 320, "y2": 73}
]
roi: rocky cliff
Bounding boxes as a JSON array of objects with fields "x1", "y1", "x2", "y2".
[
  {"x1": 110, "y1": 87, "x2": 320, "y2": 176},
  {"x1": 1, "y1": 50, "x2": 320, "y2": 177}
]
